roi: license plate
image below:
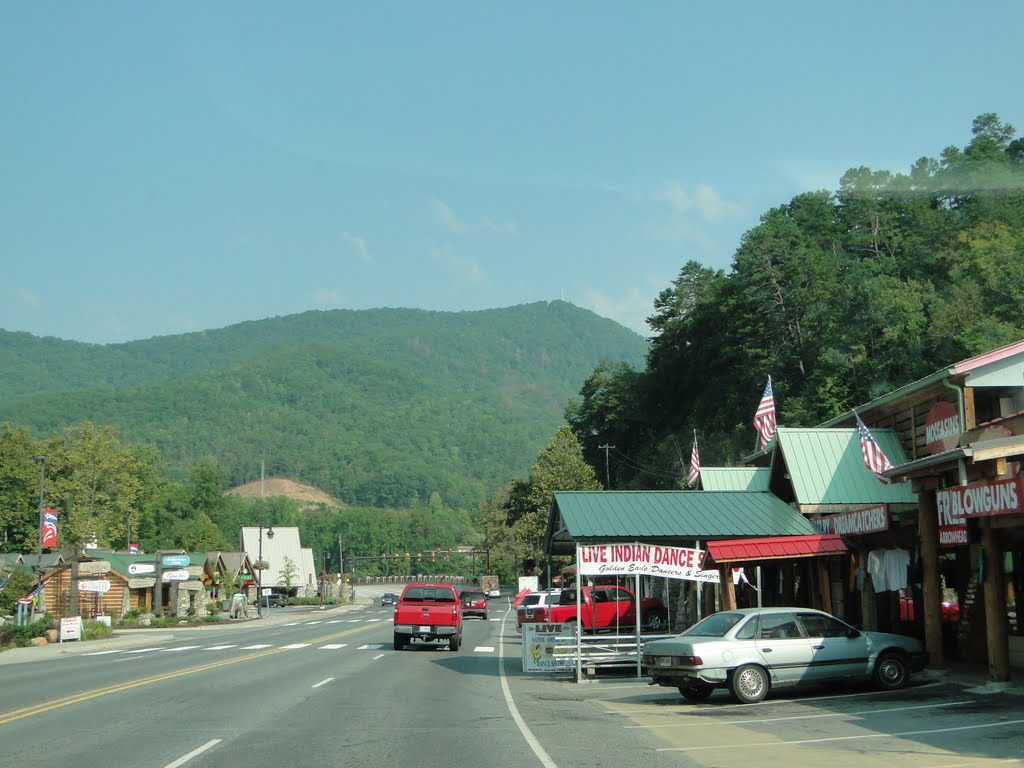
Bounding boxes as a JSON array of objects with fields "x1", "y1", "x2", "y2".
[
  {"x1": 656, "y1": 656, "x2": 672, "y2": 667},
  {"x1": 418, "y1": 625, "x2": 431, "y2": 632}
]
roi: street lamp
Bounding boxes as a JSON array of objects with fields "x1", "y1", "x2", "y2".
[
  {"x1": 35, "y1": 456, "x2": 46, "y2": 555},
  {"x1": 321, "y1": 551, "x2": 331, "y2": 606},
  {"x1": 257, "y1": 525, "x2": 274, "y2": 618}
]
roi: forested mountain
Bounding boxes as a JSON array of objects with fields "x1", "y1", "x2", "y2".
[
  {"x1": 567, "y1": 114, "x2": 1024, "y2": 489},
  {"x1": 0, "y1": 301, "x2": 646, "y2": 509}
]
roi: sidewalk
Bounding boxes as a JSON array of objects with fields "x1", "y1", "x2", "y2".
[{"x1": 0, "y1": 597, "x2": 373, "y2": 666}]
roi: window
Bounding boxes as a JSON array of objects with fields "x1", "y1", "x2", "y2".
[
  {"x1": 758, "y1": 612, "x2": 802, "y2": 639},
  {"x1": 798, "y1": 612, "x2": 850, "y2": 638}
]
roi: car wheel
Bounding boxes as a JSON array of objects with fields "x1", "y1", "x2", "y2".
[
  {"x1": 873, "y1": 653, "x2": 908, "y2": 690},
  {"x1": 394, "y1": 633, "x2": 407, "y2": 651},
  {"x1": 563, "y1": 617, "x2": 578, "y2": 635},
  {"x1": 449, "y1": 634, "x2": 461, "y2": 652},
  {"x1": 644, "y1": 611, "x2": 667, "y2": 632},
  {"x1": 730, "y1": 664, "x2": 769, "y2": 704},
  {"x1": 482, "y1": 613, "x2": 488, "y2": 621}
]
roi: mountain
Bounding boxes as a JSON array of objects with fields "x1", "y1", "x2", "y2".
[{"x1": 0, "y1": 302, "x2": 647, "y2": 509}]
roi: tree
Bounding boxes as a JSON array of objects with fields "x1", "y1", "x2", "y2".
[
  {"x1": 277, "y1": 555, "x2": 298, "y2": 590},
  {"x1": 0, "y1": 424, "x2": 42, "y2": 553}
]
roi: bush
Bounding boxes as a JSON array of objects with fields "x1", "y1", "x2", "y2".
[
  {"x1": 83, "y1": 620, "x2": 113, "y2": 641},
  {"x1": 202, "y1": 614, "x2": 221, "y2": 623}
]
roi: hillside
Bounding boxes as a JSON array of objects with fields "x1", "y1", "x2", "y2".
[{"x1": 0, "y1": 301, "x2": 647, "y2": 509}]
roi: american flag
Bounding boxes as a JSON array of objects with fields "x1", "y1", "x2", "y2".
[
  {"x1": 753, "y1": 377, "x2": 777, "y2": 449},
  {"x1": 129, "y1": 543, "x2": 140, "y2": 554},
  {"x1": 687, "y1": 438, "x2": 701, "y2": 488},
  {"x1": 855, "y1": 412, "x2": 893, "y2": 483},
  {"x1": 687, "y1": 433, "x2": 701, "y2": 488}
]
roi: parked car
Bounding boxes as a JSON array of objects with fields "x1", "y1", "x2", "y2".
[
  {"x1": 516, "y1": 590, "x2": 562, "y2": 628},
  {"x1": 258, "y1": 593, "x2": 288, "y2": 608},
  {"x1": 459, "y1": 588, "x2": 488, "y2": 619},
  {"x1": 643, "y1": 607, "x2": 928, "y2": 704},
  {"x1": 520, "y1": 585, "x2": 669, "y2": 633},
  {"x1": 381, "y1": 592, "x2": 399, "y2": 606}
]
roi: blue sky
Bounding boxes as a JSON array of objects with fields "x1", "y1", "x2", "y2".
[{"x1": 2, "y1": 3, "x2": 1021, "y2": 344}]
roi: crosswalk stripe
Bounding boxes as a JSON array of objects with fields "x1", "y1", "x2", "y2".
[
  {"x1": 319, "y1": 644, "x2": 347, "y2": 650},
  {"x1": 474, "y1": 646, "x2": 495, "y2": 653}
]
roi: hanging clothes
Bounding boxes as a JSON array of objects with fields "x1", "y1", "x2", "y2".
[
  {"x1": 867, "y1": 548, "x2": 887, "y2": 592},
  {"x1": 883, "y1": 548, "x2": 910, "y2": 592}
]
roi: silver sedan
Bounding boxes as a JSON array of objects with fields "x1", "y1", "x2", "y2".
[{"x1": 642, "y1": 606, "x2": 928, "y2": 704}]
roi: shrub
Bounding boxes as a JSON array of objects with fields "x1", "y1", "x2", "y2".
[{"x1": 83, "y1": 620, "x2": 113, "y2": 641}]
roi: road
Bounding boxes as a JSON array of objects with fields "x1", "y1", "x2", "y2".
[{"x1": 2, "y1": 587, "x2": 1022, "y2": 768}]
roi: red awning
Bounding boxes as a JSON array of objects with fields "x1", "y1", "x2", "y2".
[{"x1": 706, "y1": 534, "x2": 847, "y2": 564}]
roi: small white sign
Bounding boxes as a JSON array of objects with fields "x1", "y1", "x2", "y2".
[
  {"x1": 128, "y1": 562, "x2": 155, "y2": 575},
  {"x1": 161, "y1": 569, "x2": 190, "y2": 582},
  {"x1": 261, "y1": 587, "x2": 272, "y2": 596},
  {"x1": 78, "y1": 580, "x2": 111, "y2": 593},
  {"x1": 60, "y1": 616, "x2": 83, "y2": 642}
]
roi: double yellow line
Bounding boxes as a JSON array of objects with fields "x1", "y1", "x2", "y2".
[{"x1": 0, "y1": 623, "x2": 375, "y2": 725}]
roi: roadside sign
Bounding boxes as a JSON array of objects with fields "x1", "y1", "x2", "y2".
[
  {"x1": 78, "y1": 560, "x2": 110, "y2": 576},
  {"x1": 161, "y1": 569, "x2": 190, "y2": 582},
  {"x1": 128, "y1": 562, "x2": 156, "y2": 575},
  {"x1": 60, "y1": 616, "x2": 83, "y2": 642},
  {"x1": 185, "y1": 565, "x2": 204, "y2": 578},
  {"x1": 78, "y1": 579, "x2": 111, "y2": 593},
  {"x1": 161, "y1": 554, "x2": 190, "y2": 567},
  {"x1": 128, "y1": 577, "x2": 155, "y2": 588},
  {"x1": 261, "y1": 587, "x2": 272, "y2": 596}
]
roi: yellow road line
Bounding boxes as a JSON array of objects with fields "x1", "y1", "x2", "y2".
[{"x1": 0, "y1": 623, "x2": 376, "y2": 725}]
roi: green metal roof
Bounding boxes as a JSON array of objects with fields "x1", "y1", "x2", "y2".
[
  {"x1": 775, "y1": 427, "x2": 917, "y2": 506},
  {"x1": 700, "y1": 467, "x2": 770, "y2": 492},
  {"x1": 546, "y1": 490, "x2": 818, "y2": 554}
]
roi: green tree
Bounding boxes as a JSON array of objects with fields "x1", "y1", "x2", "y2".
[
  {"x1": 277, "y1": 555, "x2": 298, "y2": 590},
  {"x1": 0, "y1": 425, "x2": 42, "y2": 553}
]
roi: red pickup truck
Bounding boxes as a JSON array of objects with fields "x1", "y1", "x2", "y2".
[
  {"x1": 393, "y1": 583, "x2": 463, "y2": 651},
  {"x1": 520, "y1": 585, "x2": 668, "y2": 632}
]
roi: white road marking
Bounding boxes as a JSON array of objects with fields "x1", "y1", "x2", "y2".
[
  {"x1": 365, "y1": 618, "x2": 381, "y2": 622},
  {"x1": 281, "y1": 643, "x2": 310, "y2": 649},
  {"x1": 83, "y1": 650, "x2": 121, "y2": 656},
  {"x1": 347, "y1": 619, "x2": 361, "y2": 623},
  {"x1": 203, "y1": 645, "x2": 237, "y2": 651},
  {"x1": 319, "y1": 644, "x2": 347, "y2": 650},
  {"x1": 312, "y1": 677, "x2": 334, "y2": 688},
  {"x1": 240, "y1": 644, "x2": 273, "y2": 650},
  {"x1": 474, "y1": 646, "x2": 495, "y2": 653},
  {"x1": 305, "y1": 621, "x2": 323, "y2": 625},
  {"x1": 326, "y1": 620, "x2": 343, "y2": 624},
  {"x1": 159, "y1": 646, "x2": 202, "y2": 653},
  {"x1": 163, "y1": 739, "x2": 221, "y2": 768},
  {"x1": 656, "y1": 718, "x2": 1024, "y2": 752},
  {"x1": 123, "y1": 647, "x2": 165, "y2": 654},
  {"x1": 283, "y1": 622, "x2": 300, "y2": 626},
  {"x1": 373, "y1": 653, "x2": 386, "y2": 660},
  {"x1": 498, "y1": 618, "x2": 559, "y2": 768}
]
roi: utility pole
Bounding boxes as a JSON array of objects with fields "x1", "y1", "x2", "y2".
[{"x1": 598, "y1": 444, "x2": 614, "y2": 489}]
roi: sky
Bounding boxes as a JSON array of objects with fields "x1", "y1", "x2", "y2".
[{"x1": 2, "y1": 3, "x2": 1021, "y2": 344}]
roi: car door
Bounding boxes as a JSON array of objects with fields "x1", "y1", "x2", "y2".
[
  {"x1": 753, "y1": 611, "x2": 815, "y2": 684},
  {"x1": 796, "y1": 611, "x2": 870, "y2": 681}
]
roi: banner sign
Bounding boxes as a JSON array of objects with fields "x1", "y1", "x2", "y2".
[
  {"x1": 521, "y1": 624, "x2": 574, "y2": 673},
  {"x1": 161, "y1": 554, "x2": 190, "y2": 567},
  {"x1": 938, "y1": 525, "x2": 969, "y2": 548},
  {"x1": 578, "y1": 543, "x2": 720, "y2": 583},
  {"x1": 41, "y1": 509, "x2": 59, "y2": 548},
  {"x1": 936, "y1": 477, "x2": 1024, "y2": 522},
  {"x1": 813, "y1": 505, "x2": 889, "y2": 536},
  {"x1": 925, "y1": 401, "x2": 961, "y2": 455}
]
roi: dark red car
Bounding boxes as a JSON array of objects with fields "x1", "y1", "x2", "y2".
[{"x1": 459, "y1": 588, "x2": 488, "y2": 620}]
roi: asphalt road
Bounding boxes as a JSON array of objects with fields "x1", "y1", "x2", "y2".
[{"x1": 2, "y1": 588, "x2": 1022, "y2": 768}]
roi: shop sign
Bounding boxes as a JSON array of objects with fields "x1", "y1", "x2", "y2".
[
  {"x1": 936, "y1": 476, "x2": 1024, "y2": 521},
  {"x1": 78, "y1": 560, "x2": 110, "y2": 576},
  {"x1": 814, "y1": 505, "x2": 889, "y2": 536},
  {"x1": 60, "y1": 616, "x2": 83, "y2": 642},
  {"x1": 161, "y1": 569, "x2": 190, "y2": 582},
  {"x1": 577, "y1": 543, "x2": 720, "y2": 583},
  {"x1": 128, "y1": 562, "x2": 156, "y2": 575},
  {"x1": 925, "y1": 401, "x2": 961, "y2": 454},
  {"x1": 78, "y1": 579, "x2": 111, "y2": 593},
  {"x1": 161, "y1": 554, "x2": 190, "y2": 567},
  {"x1": 938, "y1": 525, "x2": 969, "y2": 548}
]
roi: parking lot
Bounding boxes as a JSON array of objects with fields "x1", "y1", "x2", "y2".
[{"x1": 590, "y1": 678, "x2": 1024, "y2": 768}]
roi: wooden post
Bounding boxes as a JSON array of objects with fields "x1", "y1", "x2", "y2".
[
  {"x1": 981, "y1": 521, "x2": 1011, "y2": 682},
  {"x1": 719, "y1": 564, "x2": 736, "y2": 610},
  {"x1": 815, "y1": 559, "x2": 831, "y2": 613},
  {"x1": 918, "y1": 488, "x2": 945, "y2": 669}
]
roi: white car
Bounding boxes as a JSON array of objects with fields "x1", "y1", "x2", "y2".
[
  {"x1": 487, "y1": 587, "x2": 501, "y2": 599},
  {"x1": 643, "y1": 606, "x2": 928, "y2": 704},
  {"x1": 516, "y1": 590, "x2": 561, "y2": 628}
]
